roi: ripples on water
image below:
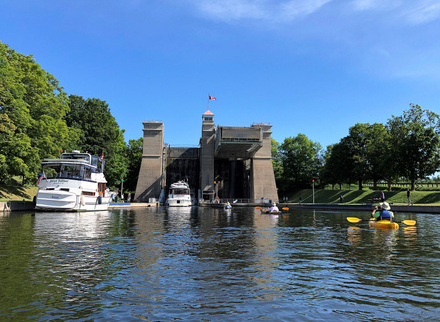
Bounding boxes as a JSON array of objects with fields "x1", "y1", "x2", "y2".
[{"x1": 1, "y1": 207, "x2": 440, "y2": 321}]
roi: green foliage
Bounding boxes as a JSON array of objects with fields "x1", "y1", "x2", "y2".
[
  {"x1": 319, "y1": 105, "x2": 440, "y2": 192},
  {"x1": 65, "y1": 95, "x2": 128, "y2": 187},
  {"x1": 271, "y1": 138, "x2": 283, "y2": 183},
  {"x1": 387, "y1": 104, "x2": 440, "y2": 190},
  {"x1": 277, "y1": 134, "x2": 322, "y2": 192},
  {"x1": 0, "y1": 42, "x2": 78, "y2": 183},
  {"x1": 124, "y1": 137, "x2": 143, "y2": 193}
]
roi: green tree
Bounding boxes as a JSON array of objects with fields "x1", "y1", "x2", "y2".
[
  {"x1": 271, "y1": 138, "x2": 283, "y2": 184},
  {"x1": 65, "y1": 95, "x2": 128, "y2": 187},
  {"x1": 0, "y1": 42, "x2": 78, "y2": 183},
  {"x1": 125, "y1": 137, "x2": 143, "y2": 194},
  {"x1": 321, "y1": 140, "x2": 354, "y2": 189},
  {"x1": 387, "y1": 104, "x2": 440, "y2": 190},
  {"x1": 279, "y1": 134, "x2": 322, "y2": 190},
  {"x1": 364, "y1": 123, "x2": 393, "y2": 190}
]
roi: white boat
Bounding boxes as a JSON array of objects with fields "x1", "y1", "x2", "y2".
[
  {"x1": 166, "y1": 181, "x2": 192, "y2": 207},
  {"x1": 35, "y1": 150, "x2": 111, "y2": 211}
]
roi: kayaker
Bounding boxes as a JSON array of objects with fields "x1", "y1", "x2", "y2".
[
  {"x1": 371, "y1": 202, "x2": 394, "y2": 221},
  {"x1": 268, "y1": 203, "x2": 279, "y2": 213}
]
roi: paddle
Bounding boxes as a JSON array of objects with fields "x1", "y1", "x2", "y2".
[{"x1": 346, "y1": 217, "x2": 416, "y2": 226}]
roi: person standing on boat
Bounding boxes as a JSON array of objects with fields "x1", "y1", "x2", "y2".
[
  {"x1": 268, "y1": 203, "x2": 279, "y2": 213},
  {"x1": 371, "y1": 202, "x2": 394, "y2": 221}
]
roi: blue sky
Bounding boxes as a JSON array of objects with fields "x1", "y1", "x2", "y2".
[{"x1": 2, "y1": 0, "x2": 440, "y2": 149}]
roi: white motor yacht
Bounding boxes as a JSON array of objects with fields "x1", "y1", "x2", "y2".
[
  {"x1": 166, "y1": 181, "x2": 192, "y2": 207},
  {"x1": 35, "y1": 150, "x2": 110, "y2": 211}
]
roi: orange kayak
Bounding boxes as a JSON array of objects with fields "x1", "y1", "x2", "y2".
[{"x1": 369, "y1": 219, "x2": 399, "y2": 229}]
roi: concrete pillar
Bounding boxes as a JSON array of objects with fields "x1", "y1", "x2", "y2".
[
  {"x1": 250, "y1": 124, "x2": 278, "y2": 203},
  {"x1": 200, "y1": 110, "x2": 215, "y2": 201},
  {"x1": 134, "y1": 121, "x2": 164, "y2": 202}
]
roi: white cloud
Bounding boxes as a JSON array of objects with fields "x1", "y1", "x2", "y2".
[
  {"x1": 350, "y1": 0, "x2": 398, "y2": 11},
  {"x1": 191, "y1": 0, "x2": 332, "y2": 23},
  {"x1": 350, "y1": 0, "x2": 440, "y2": 24},
  {"x1": 402, "y1": 1, "x2": 440, "y2": 24}
]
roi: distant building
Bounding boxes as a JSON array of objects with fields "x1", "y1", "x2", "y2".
[{"x1": 135, "y1": 110, "x2": 278, "y2": 203}]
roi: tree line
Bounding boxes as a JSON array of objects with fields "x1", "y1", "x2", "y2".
[
  {"x1": 0, "y1": 42, "x2": 142, "y2": 192},
  {"x1": 272, "y1": 104, "x2": 440, "y2": 194}
]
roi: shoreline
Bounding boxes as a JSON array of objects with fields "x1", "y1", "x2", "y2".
[{"x1": 2, "y1": 201, "x2": 440, "y2": 214}]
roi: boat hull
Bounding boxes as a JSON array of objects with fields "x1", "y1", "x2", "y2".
[
  {"x1": 369, "y1": 219, "x2": 399, "y2": 229},
  {"x1": 166, "y1": 199, "x2": 192, "y2": 207},
  {"x1": 36, "y1": 190, "x2": 110, "y2": 211}
]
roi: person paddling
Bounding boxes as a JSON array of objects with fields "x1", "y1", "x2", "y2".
[
  {"x1": 371, "y1": 202, "x2": 394, "y2": 222},
  {"x1": 268, "y1": 203, "x2": 279, "y2": 213}
]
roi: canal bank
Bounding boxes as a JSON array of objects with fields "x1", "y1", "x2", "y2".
[
  {"x1": 283, "y1": 203, "x2": 440, "y2": 214},
  {"x1": 2, "y1": 200, "x2": 440, "y2": 214}
]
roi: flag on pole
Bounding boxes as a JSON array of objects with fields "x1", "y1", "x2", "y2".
[
  {"x1": 209, "y1": 95, "x2": 217, "y2": 100},
  {"x1": 101, "y1": 152, "x2": 104, "y2": 161}
]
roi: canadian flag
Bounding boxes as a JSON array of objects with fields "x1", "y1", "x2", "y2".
[{"x1": 209, "y1": 95, "x2": 216, "y2": 100}]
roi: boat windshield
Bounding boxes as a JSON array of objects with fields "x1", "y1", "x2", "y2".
[
  {"x1": 170, "y1": 188, "x2": 190, "y2": 195},
  {"x1": 42, "y1": 163, "x2": 93, "y2": 180}
]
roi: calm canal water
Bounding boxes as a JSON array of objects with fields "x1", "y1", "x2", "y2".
[{"x1": 1, "y1": 207, "x2": 440, "y2": 321}]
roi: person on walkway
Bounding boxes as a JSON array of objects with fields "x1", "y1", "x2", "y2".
[
  {"x1": 407, "y1": 189, "x2": 411, "y2": 206},
  {"x1": 380, "y1": 191, "x2": 385, "y2": 202},
  {"x1": 371, "y1": 202, "x2": 394, "y2": 221}
]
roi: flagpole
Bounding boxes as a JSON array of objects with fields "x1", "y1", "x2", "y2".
[{"x1": 207, "y1": 93, "x2": 210, "y2": 109}]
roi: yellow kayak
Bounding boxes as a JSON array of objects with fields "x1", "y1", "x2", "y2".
[{"x1": 369, "y1": 219, "x2": 399, "y2": 229}]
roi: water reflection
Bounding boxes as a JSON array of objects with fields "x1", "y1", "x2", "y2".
[{"x1": 1, "y1": 208, "x2": 440, "y2": 321}]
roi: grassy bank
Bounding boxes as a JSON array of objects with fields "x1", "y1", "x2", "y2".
[
  {"x1": 0, "y1": 183, "x2": 38, "y2": 202},
  {"x1": 286, "y1": 189, "x2": 440, "y2": 205}
]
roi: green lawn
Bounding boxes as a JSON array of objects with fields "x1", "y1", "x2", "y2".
[
  {"x1": 0, "y1": 183, "x2": 38, "y2": 202},
  {"x1": 285, "y1": 189, "x2": 440, "y2": 205}
]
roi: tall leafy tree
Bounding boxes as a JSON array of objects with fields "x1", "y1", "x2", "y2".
[
  {"x1": 321, "y1": 140, "x2": 354, "y2": 189},
  {"x1": 279, "y1": 134, "x2": 322, "y2": 190},
  {"x1": 65, "y1": 95, "x2": 128, "y2": 187},
  {"x1": 387, "y1": 104, "x2": 440, "y2": 190},
  {"x1": 344, "y1": 124, "x2": 370, "y2": 190},
  {"x1": 125, "y1": 137, "x2": 143, "y2": 194},
  {"x1": 271, "y1": 138, "x2": 283, "y2": 184},
  {"x1": 0, "y1": 42, "x2": 78, "y2": 183},
  {"x1": 364, "y1": 123, "x2": 393, "y2": 190}
]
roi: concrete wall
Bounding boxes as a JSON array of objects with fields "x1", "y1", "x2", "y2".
[
  {"x1": 0, "y1": 201, "x2": 35, "y2": 212},
  {"x1": 200, "y1": 115, "x2": 215, "y2": 200},
  {"x1": 250, "y1": 124, "x2": 279, "y2": 203},
  {"x1": 134, "y1": 121, "x2": 164, "y2": 202}
]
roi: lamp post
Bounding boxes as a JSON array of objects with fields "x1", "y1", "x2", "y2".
[
  {"x1": 121, "y1": 178, "x2": 124, "y2": 202},
  {"x1": 312, "y1": 179, "x2": 315, "y2": 204}
]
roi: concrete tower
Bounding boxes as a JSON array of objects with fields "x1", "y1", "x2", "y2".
[
  {"x1": 250, "y1": 124, "x2": 278, "y2": 203},
  {"x1": 199, "y1": 110, "x2": 215, "y2": 201},
  {"x1": 134, "y1": 121, "x2": 164, "y2": 202}
]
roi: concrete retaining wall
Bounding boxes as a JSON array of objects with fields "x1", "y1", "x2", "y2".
[{"x1": 0, "y1": 201, "x2": 35, "y2": 212}]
